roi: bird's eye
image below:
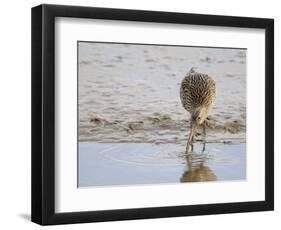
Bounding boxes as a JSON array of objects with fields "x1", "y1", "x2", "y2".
[{"x1": 197, "y1": 117, "x2": 201, "y2": 120}]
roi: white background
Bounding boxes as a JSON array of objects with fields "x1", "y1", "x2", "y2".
[
  {"x1": 56, "y1": 18, "x2": 265, "y2": 212},
  {"x1": 0, "y1": 0, "x2": 278, "y2": 229}
]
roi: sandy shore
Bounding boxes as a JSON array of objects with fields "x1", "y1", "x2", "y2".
[{"x1": 78, "y1": 42, "x2": 246, "y2": 144}]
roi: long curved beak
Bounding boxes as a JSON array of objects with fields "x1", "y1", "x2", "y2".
[
  {"x1": 188, "y1": 121, "x2": 197, "y2": 144},
  {"x1": 186, "y1": 120, "x2": 198, "y2": 154}
]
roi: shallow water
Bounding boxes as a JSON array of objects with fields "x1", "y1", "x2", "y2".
[
  {"x1": 78, "y1": 143, "x2": 246, "y2": 187},
  {"x1": 78, "y1": 42, "x2": 246, "y2": 144}
]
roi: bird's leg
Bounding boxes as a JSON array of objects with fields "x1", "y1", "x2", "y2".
[
  {"x1": 185, "y1": 139, "x2": 191, "y2": 155},
  {"x1": 185, "y1": 142, "x2": 193, "y2": 156},
  {"x1": 186, "y1": 154, "x2": 193, "y2": 172},
  {"x1": 191, "y1": 134, "x2": 195, "y2": 143},
  {"x1": 185, "y1": 120, "x2": 194, "y2": 155}
]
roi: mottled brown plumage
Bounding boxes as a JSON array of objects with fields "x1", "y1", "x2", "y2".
[{"x1": 180, "y1": 67, "x2": 216, "y2": 153}]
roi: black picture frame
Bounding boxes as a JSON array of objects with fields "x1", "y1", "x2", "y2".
[{"x1": 31, "y1": 4, "x2": 274, "y2": 225}]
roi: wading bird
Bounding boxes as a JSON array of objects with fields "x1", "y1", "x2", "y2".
[{"x1": 180, "y1": 67, "x2": 216, "y2": 154}]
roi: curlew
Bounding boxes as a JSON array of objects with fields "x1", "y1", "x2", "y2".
[{"x1": 180, "y1": 67, "x2": 216, "y2": 154}]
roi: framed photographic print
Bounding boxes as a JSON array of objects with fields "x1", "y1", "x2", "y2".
[{"x1": 31, "y1": 4, "x2": 274, "y2": 225}]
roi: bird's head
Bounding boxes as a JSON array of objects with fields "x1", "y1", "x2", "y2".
[
  {"x1": 187, "y1": 108, "x2": 208, "y2": 145},
  {"x1": 191, "y1": 107, "x2": 208, "y2": 126}
]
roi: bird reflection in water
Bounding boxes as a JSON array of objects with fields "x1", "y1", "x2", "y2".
[{"x1": 180, "y1": 144, "x2": 217, "y2": 182}]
